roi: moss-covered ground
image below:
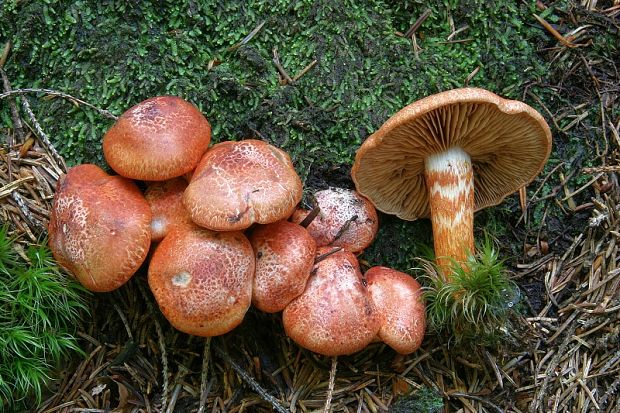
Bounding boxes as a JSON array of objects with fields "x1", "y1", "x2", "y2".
[
  {"x1": 1, "y1": 0, "x2": 619, "y2": 411},
  {"x1": 2, "y1": 0, "x2": 582, "y2": 269}
]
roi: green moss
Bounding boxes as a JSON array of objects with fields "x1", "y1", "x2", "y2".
[
  {"x1": 421, "y1": 237, "x2": 520, "y2": 346},
  {"x1": 2, "y1": 0, "x2": 548, "y2": 165},
  {"x1": 0, "y1": 227, "x2": 88, "y2": 412},
  {"x1": 1, "y1": 0, "x2": 561, "y2": 271},
  {"x1": 390, "y1": 386, "x2": 443, "y2": 413}
]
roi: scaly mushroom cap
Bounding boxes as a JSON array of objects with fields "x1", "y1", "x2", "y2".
[
  {"x1": 282, "y1": 248, "x2": 381, "y2": 356},
  {"x1": 144, "y1": 177, "x2": 194, "y2": 242},
  {"x1": 48, "y1": 164, "x2": 152, "y2": 292},
  {"x1": 366, "y1": 266, "x2": 426, "y2": 354},
  {"x1": 291, "y1": 187, "x2": 378, "y2": 254},
  {"x1": 103, "y1": 96, "x2": 211, "y2": 181},
  {"x1": 249, "y1": 220, "x2": 317, "y2": 313},
  {"x1": 183, "y1": 139, "x2": 303, "y2": 231},
  {"x1": 351, "y1": 88, "x2": 552, "y2": 220},
  {"x1": 148, "y1": 227, "x2": 255, "y2": 337}
]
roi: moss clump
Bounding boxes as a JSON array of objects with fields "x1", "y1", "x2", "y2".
[
  {"x1": 390, "y1": 386, "x2": 443, "y2": 413},
  {"x1": 421, "y1": 237, "x2": 520, "y2": 346},
  {"x1": 0, "y1": 227, "x2": 88, "y2": 412}
]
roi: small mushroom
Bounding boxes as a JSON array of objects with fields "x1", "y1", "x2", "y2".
[
  {"x1": 291, "y1": 187, "x2": 379, "y2": 254},
  {"x1": 148, "y1": 226, "x2": 255, "y2": 337},
  {"x1": 282, "y1": 248, "x2": 380, "y2": 356},
  {"x1": 366, "y1": 266, "x2": 426, "y2": 354},
  {"x1": 48, "y1": 164, "x2": 152, "y2": 292},
  {"x1": 249, "y1": 220, "x2": 317, "y2": 313},
  {"x1": 103, "y1": 96, "x2": 211, "y2": 181},
  {"x1": 183, "y1": 139, "x2": 303, "y2": 231},
  {"x1": 144, "y1": 177, "x2": 194, "y2": 242},
  {"x1": 352, "y1": 88, "x2": 552, "y2": 273}
]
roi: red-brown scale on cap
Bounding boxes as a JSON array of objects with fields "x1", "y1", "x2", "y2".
[
  {"x1": 183, "y1": 139, "x2": 303, "y2": 231},
  {"x1": 366, "y1": 266, "x2": 426, "y2": 354},
  {"x1": 144, "y1": 177, "x2": 194, "y2": 242},
  {"x1": 103, "y1": 96, "x2": 211, "y2": 181},
  {"x1": 249, "y1": 220, "x2": 316, "y2": 313},
  {"x1": 291, "y1": 187, "x2": 378, "y2": 254},
  {"x1": 148, "y1": 227, "x2": 255, "y2": 337},
  {"x1": 48, "y1": 164, "x2": 152, "y2": 292},
  {"x1": 282, "y1": 247, "x2": 381, "y2": 356}
]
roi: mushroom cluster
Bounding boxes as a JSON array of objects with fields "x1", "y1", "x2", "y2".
[{"x1": 48, "y1": 95, "x2": 427, "y2": 356}]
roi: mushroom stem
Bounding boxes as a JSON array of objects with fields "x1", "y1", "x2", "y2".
[{"x1": 424, "y1": 146, "x2": 475, "y2": 275}]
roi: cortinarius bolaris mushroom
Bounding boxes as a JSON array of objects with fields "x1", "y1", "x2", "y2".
[
  {"x1": 249, "y1": 220, "x2": 317, "y2": 313},
  {"x1": 103, "y1": 96, "x2": 211, "y2": 181},
  {"x1": 148, "y1": 226, "x2": 255, "y2": 337},
  {"x1": 144, "y1": 177, "x2": 194, "y2": 242},
  {"x1": 48, "y1": 164, "x2": 152, "y2": 292},
  {"x1": 183, "y1": 139, "x2": 303, "y2": 231},
  {"x1": 291, "y1": 187, "x2": 379, "y2": 254},
  {"x1": 366, "y1": 266, "x2": 426, "y2": 354},
  {"x1": 352, "y1": 88, "x2": 552, "y2": 272},
  {"x1": 282, "y1": 248, "x2": 380, "y2": 356}
]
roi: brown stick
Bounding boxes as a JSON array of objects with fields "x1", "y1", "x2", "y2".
[
  {"x1": 213, "y1": 344, "x2": 290, "y2": 413},
  {"x1": 197, "y1": 338, "x2": 212, "y2": 413},
  {"x1": 0, "y1": 87, "x2": 118, "y2": 120},
  {"x1": 404, "y1": 9, "x2": 432, "y2": 38},
  {"x1": 298, "y1": 204, "x2": 321, "y2": 228},
  {"x1": 533, "y1": 14, "x2": 577, "y2": 48},
  {"x1": 272, "y1": 47, "x2": 294, "y2": 85},
  {"x1": 322, "y1": 356, "x2": 338, "y2": 413},
  {"x1": 292, "y1": 60, "x2": 318, "y2": 82},
  {"x1": 314, "y1": 247, "x2": 342, "y2": 264}
]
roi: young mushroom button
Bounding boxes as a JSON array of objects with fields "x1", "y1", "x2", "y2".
[
  {"x1": 183, "y1": 140, "x2": 303, "y2": 232},
  {"x1": 103, "y1": 96, "x2": 211, "y2": 181},
  {"x1": 48, "y1": 164, "x2": 152, "y2": 292},
  {"x1": 291, "y1": 187, "x2": 379, "y2": 254},
  {"x1": 144, "y1": 177, "x2": 194, "y2": 242},
  {"x1": 351, "y1": 88, "x2": 552, "y2": 274}
]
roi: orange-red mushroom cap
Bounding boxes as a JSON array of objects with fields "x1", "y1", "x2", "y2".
[
  {"x1": 144, "y1": 177, "x2": 194, "y2": 242},
  {"x1": 282, "y1": 248, "x2": 380, "y2": 356},
  {"x1": 103, "y1": 96, "x2": 211, "y2": 181},
  {"x1": 291, "y1": 187, "x2": 378, "y2": 254},
  {"x1": 183, "y1": 139, "x2": 303, "y2": 231},
  {"x1": 249, "y1": 220, "x2": 316, "y2": 313},
  {"x1": 148, "y1": 227, "x2": 255, "y2": 337},
  {"x1": 366, "y1": 266, "x2": 426, "y2": 354},
  {"x1": 48, "y1": 164, "x2": 152, "y2": 292}
]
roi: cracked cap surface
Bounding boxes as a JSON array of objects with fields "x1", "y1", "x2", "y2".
[
  {"x1": 103, "y1": 96, "x2": 211, "y2": 181},
  {"x1": 184, "y1": 139, "x2": 303, "y2": 231}
]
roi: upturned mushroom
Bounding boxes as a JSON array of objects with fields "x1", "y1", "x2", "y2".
[
  {"x1": 249, "y1": 220, "x2": 317, "y2": 313},
  {"x1": 290, "y1": 187, "x2": 379, "y2": 254},
  {"x1": 351, "y1": 88, "x2": 552, "y2": 273},
  {"x1": 148, "y1": 226, "x2": 255, "y2": 337},
  {"x1": 103, "y1": 96, "x2": 211, "y2": 181},
  {"x1": 183, "y1": 139, "x2": 303, "y2": 231},
  {"x1": 366, "y1": 267, "x2": 426, "y2": 354},
  {"x1": 282, "y1": 248, "x2": 380, "y2": 356},
  {"x1": 48, "y1": 164, "x2": 152, "y2": 292},
  {"x1": 144, "y1": 177, "x2": 194, "y2": 242}
]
